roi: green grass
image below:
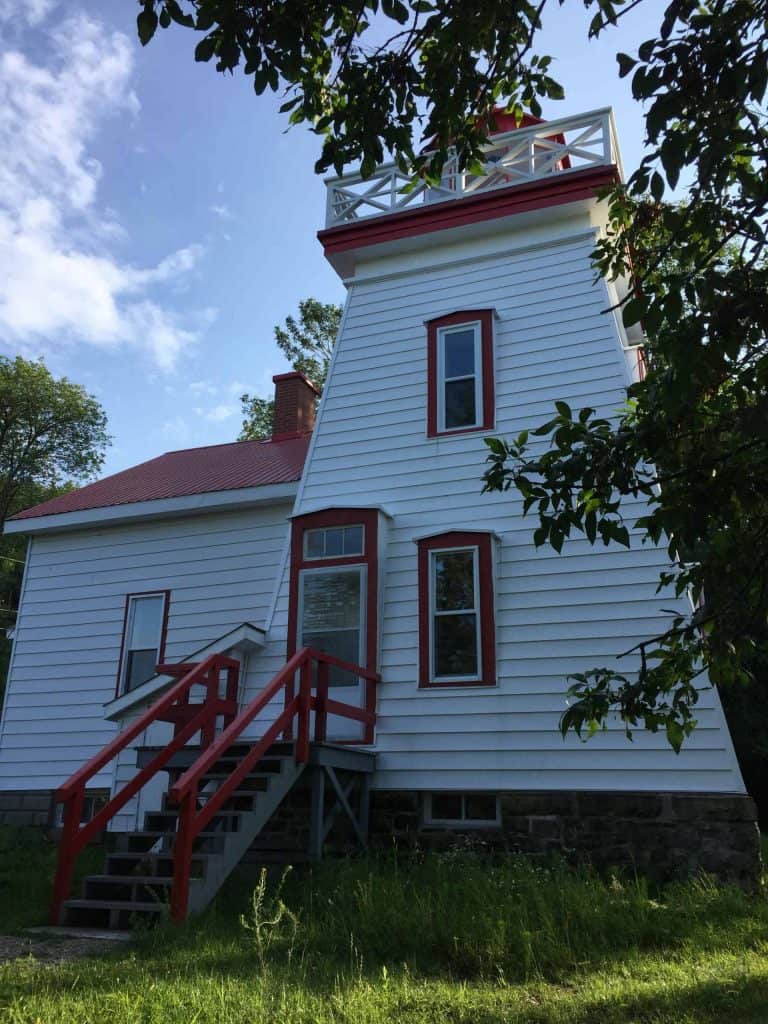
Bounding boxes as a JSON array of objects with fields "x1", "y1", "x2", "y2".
[
  {"x1": 1, "y1": 828, "x2": 767, "y2": 1023},
  {"x1": 0, "y1": 826, "x2": 104, "y2": 933}
]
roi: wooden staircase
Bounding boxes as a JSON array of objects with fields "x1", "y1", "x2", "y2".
[{"x1": 50, "y1": 650, "x2": 379, "y2": 929}]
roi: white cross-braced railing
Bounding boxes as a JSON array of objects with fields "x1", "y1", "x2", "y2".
[{"x1": 324, "y1": 107, "x2": 622, "y2": 228}]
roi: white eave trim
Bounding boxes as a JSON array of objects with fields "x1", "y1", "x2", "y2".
[
  {"x1": 291, "y1": 502, "x2": 394, "y2": 520},
  {"x1": 4, "y1": 481, "x2": 299, "y2": 535},
  {"x1": 104, "y1": 621, "x2": 267, "y2": 722},
  {"x1": 411, "y1": 527, "x2": 503, "y2": 543}
]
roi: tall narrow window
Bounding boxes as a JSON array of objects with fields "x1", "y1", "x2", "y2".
[
  {"x1": 118, "y1": 591, "x2": 169, "y2": 694},
  {"x1": 427, "y1": 309, "x2": 495, "y2": 437},
  {"x1": 418, "y1": 532, "x2": 495, "y2": 687},
  {"x1": 288, "y1": 508, "x2": 380, "y2": 742}
]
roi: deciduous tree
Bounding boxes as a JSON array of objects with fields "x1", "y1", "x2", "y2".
[
  {"x1": 140, "y1": 0, "x2": 768, "y2": 750},
  {"x1": 240, "y1": 298, "x2": 342, "y2": 440}
]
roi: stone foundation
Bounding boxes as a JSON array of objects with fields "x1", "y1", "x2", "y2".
[
  {"x1": 0, "y1": 790, "x2": 54, "y2": 828},
  {"x1": 0, "y1": 788, "x2": 109, "y2": 830},
  {"x1": 370, "y1": 790, "x2": 762, "y2": 887}
]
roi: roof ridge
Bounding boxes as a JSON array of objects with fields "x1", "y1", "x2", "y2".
[{"x1": 163, "y1": 431, "x2": 311, "y2": 457}]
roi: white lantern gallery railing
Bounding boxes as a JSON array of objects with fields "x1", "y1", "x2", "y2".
[{"x1": 324, "y1": 107, "x2": 622, "y2": 228}]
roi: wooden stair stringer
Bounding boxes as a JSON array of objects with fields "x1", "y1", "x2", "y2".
[{"x1": 187, "y1": 755, "x2": 307, "y2": 915}]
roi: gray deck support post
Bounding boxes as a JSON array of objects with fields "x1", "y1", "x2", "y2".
[{"x1": 308, "y1": 766, "x2": 325, "y2": 863}]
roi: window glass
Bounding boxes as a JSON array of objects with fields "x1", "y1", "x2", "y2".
[
  {"x1": 434, "y1": 550, "x2": 475, "y2": 610},
  {"x1": 431, "y1": 792, "x2": 463, "y2": 820},
  {"x1": 428, "y1": 793, "x2": 499, "y2": 824},
  {"x1": 465, "y1": 794, "x2": 498, "y2": 821},
  {"x1": 444, "y1": 378, "x2": 476, "y2": 429},
  {"x1": 300, "y1": 569, "x2": 363, "y2": 686},
  {"x1": 122, "y1": 594, "x2": 164, "y2": 693},
  {"x1": 130, "y1": 595, "x2": 164, "y2": 650},
  {"x1": 434, "y1": 614, "x2": 478, "y2": 677},
  {"x1": 304, "y1": 525, "x2": 365, "y2": 560},
  {"x1": 431, "y1": 548, "x2": 479, "y2": 679},
  {"x1": 443, "y1": 328, "x2": 476, "y2": 378}
]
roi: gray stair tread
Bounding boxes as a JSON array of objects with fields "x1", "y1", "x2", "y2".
[
  {"x1": 107, "y1": 851, "x2": 212, "y2": 862},
  {"x1": 64, "y1": 899, "x2": 165, "y2": 912},
  {"x1": 87, "y1": 875, "x2": 173, "y2": 885},
  {"x1": 153, "y1": 808, "x2": 243, "y2": 817}
]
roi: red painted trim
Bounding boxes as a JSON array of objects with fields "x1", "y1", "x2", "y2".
[
  {"x1": 114, "y1": 589, "x2": 171, "y2": 698},
  {"x1": 288, "y1": 508, "x2": 379, "y2": 679},
  {"x1": 426, "y1": 309, "x2": 495, "y2": 438},
  {"x1": 417, "y1": 532, "x2": 496, "y2": 688},
  {"x1": 318, "y1": 165, "x2": 619, "y2": 257}
]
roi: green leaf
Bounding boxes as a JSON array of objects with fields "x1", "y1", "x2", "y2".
[
  {"x1": 616, "y1": 52, "x2": 637, "y2": 78},
  {"x1": 621, "y1": 296, "x2": 644, "y2": 328},
  {"x1": 555, "y1": 400, "x2": 572, "y2": 420},
  {"x1": 137, "y1": 7, "x2": 158, "y2": 46},
  {"x1": 195, "y1": 35, "x2": 217, "y2": 62}
]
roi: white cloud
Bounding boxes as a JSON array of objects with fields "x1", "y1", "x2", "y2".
[
  {"x1": 0, "y1": 0, "x2": 56, "y2": 27},
  {"x1": 0, "y1": 12, "x2": 209, "y2": 370},
  {"x1": 190, "y1": 380, "x2": 218, "y2": 396},
  {"x1": 195, "y1": 403, "x2": 239, "y2": 423},
  {"x1": 209, "y1": 204, "x2": 231, "y2": 219}
]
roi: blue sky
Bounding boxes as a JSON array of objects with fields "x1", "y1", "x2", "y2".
[{"x1": 0, "y1": 0, "x2": 666, "y2": 477}]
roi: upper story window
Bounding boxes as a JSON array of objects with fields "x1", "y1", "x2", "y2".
[
  {"x1": 417, "y1": 532, "x2": 496, "y2": 688},
  {"x1": 118, "y1": 591, "x2": 169, "y2": 694},
  {"x1": 427, "y1": 309, "x2": 495, "y2": 437}
]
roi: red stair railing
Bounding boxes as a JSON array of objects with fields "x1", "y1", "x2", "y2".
[
  {"x1": 49, "y1": 654, "x2": 240, "y2": 925},
  {"x1": 168, "y1": 647, "x2": 379, "y2": 921}
]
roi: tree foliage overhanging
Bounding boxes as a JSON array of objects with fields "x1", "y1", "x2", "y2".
[
  {"x1": 0, "y1": 356, "x2": 110, "y2": 704},
  {"x1": 239, "y1": 298, "x2": 341, "y2": 440},
  {"x1": 140, "y1": 0, "x2": 768, "y2": 749}
]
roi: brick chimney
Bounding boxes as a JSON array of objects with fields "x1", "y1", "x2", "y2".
[{"x1": 272, "y1": 372, "x2": 320, "y2": 440}]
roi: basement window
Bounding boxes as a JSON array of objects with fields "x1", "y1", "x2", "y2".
[{"x1": 424, "y1": 792, "x2": 500, "y2": 827}]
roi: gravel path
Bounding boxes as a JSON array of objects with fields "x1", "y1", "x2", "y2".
[{"x1": 0, "y1": 934, "x2": 113, "y2": 965}]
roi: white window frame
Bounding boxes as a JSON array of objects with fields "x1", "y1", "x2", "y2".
[
  {"x1": 119, "y1": 592, "x2": 167, "y2": 694},
  {"x1": 424, "y1": 793, "x2": 501, "y2": 828},
  {"x1": 297, "y1": 563, "x2": 367, "y2": 686},
  {"x1": 303, "y1": 524, "x2": 365, "y2": 561},
  {"x1": 429, "y1": 544, "x2": 482, "y2": 684},
  {"x1": 437, "y1": 320, "x2": 483, "y2": 433}
]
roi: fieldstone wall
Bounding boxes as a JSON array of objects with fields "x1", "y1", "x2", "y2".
[
  {"x1": 0, "y1": 790, "x2": 53, "y2": 828},
  {"x1": 369, "y1": 790, "x2": 762, "y2": 887}
]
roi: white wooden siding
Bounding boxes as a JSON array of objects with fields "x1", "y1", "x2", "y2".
[
  {"x1": 244, "y1": 227, "x2": 743, "y2": 795},
  {"x1": 0, "y1": 504, "x2": 291, "y2": 791}
]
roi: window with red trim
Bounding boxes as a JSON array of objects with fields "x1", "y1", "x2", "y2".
[
  {"x1": 117, "y1": 590, "x2": 170, "y2": 694},
  {"x1": 288, "y1": 509, "x2": 379, "y2": 683},
  {"x1": 427, "y1": 310, "x2": 495, "y2": 437},
  {"x1": 418, "y1": 532, "x2": 495, "y2": 687}
]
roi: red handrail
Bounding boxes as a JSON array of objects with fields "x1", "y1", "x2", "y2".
[
  {"x1": 167, "y1": 647, "x2": 379, "y2": 920},
  {"x1": 49, "y1": 654, "x2": 240, "y2": 925}
]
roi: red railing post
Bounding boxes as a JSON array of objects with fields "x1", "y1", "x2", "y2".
[
  {"x1": 223, "y1": 663, "x2": 239, "y2": 728},
  {"x1": 296, "y1": 656, "x2": 312, "y2": 763},
  {"x1": 200, "y1": 667, "x2": 218, "y2": 749},
  {"x1": 315, "y1": 659, "x2": 329, "y2": 743},
  {"x1": 50, "y1": 788, "x2": 84, "y2": 925},
  {"x1": 364, "y1": 675, "x2": 376, "y2": 745},
  {"x1": 171, "y1": 787, "x2": 196, "y2": 922}
]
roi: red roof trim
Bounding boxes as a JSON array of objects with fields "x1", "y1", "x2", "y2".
[{"x1": 318, "y1": 165, "x2": 619, "y2": 258}]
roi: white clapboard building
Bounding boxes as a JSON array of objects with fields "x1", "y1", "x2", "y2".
[{"x1": 0, "y1": 110, "x2": 758, "y2": 930}]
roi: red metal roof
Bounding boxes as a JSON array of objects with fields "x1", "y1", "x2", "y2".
[{"x1": 11, "y1": 434, "x2": 311, "y2": 521}]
